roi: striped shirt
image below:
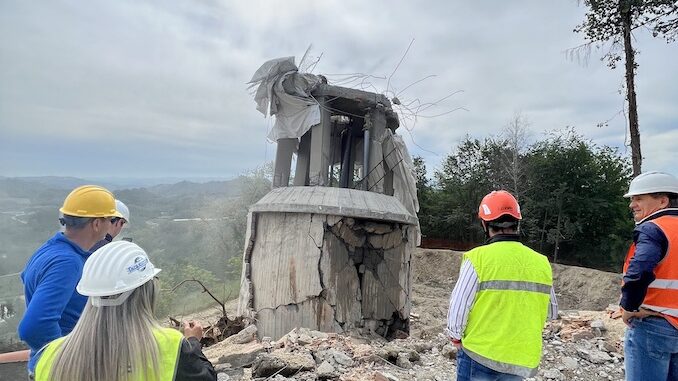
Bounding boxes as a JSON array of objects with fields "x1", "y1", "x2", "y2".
[{"x1": 445, "y1": 259, "x2": 559, "y2": 340}]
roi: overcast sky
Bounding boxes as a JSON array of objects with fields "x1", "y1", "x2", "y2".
[{"x1": 1, "y1": 0, "x2": 676, "y2": 180}]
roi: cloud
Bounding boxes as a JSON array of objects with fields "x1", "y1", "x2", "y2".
[{"x1": 0, "y1": 0, "x2": 676, "y2": 178}]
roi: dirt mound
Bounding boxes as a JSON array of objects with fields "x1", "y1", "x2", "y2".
[
  {"x1": 410, "y1": 249, "x2": 462, "y2": 339},
  {"x1": 551, "y1": 263, "x2": 621, "y2": 311},
  {"x1": 412, "y1": 248, "x2": 464, "y2": 288},
  {"x1": 409, "y1": 248, "x2": 622, "y2": 340},
  {"x1": 412, "y1": 248, "x2": 621, "y2": 309}
]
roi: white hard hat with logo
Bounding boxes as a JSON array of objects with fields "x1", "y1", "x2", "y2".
[
  {"x1": 624, "y1": 171, "x2": 678, "y2": 197},
  {"x1": 77, "y1": 241, "x2": 160, "y2": 307},
  {"x1": 115, "y1": 199, "x2": 130, "y2": 224}
]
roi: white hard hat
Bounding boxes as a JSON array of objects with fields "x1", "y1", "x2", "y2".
[
  {"x1": 77, "y1": 241, "x2": 160, "y2": 307},
  {"x1": 115, "y1": 199, "x2": 130, "y2": 223},
  {"x1": 624, "y1": 171, "x2": 678, "y2": 198}
]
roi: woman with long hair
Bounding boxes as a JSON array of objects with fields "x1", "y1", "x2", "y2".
[{"x1": 33, "y1": 241, "x2": 216, "y2": 381}]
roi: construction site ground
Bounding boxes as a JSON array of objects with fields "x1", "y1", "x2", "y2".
[{"x1": 181, "y1": 248, "x2": 627, "y2": 381}]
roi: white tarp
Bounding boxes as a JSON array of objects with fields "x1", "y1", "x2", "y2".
[{"x1": 248, "y1": 57, "x2": 322, "y2": 142}]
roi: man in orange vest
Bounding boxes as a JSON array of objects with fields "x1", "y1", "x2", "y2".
[{"x1": 621, "y1": 171, "x2": 678, "y2": 381}]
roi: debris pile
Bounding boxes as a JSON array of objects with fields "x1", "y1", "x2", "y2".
[
  {"x1": 204, "y1": 309, "x2": 626, "y2": 381},
  {"x1": 187, "y1": 248, "x2": 628, "y2": 380},
  {"x1": 534, "y1": 311, "x2": 625, "y2": 381},
  {"x1": 205, "y1": 326, "x2": 456, "y2": 381}
]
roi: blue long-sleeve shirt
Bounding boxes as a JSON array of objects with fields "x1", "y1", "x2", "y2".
[
  {"x1": 620, "y1": 208, "x2": 678, "y2": 311},
  {"x1": 18, "y1": 232, "x2": 91, "y2": 371}
]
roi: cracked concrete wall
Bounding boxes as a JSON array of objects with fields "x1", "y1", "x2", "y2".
[{"x1": 237, "y1": 211, "x2": 415, "y2": 340}]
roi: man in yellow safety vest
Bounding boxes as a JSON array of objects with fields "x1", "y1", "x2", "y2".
[{"x1": 446, "y1": 190, "x2": 558, "y2": 380}]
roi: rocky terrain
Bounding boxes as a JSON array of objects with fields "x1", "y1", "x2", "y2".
[{"x1": 186, "y1": 248, "x2": 626, "y2": 381}]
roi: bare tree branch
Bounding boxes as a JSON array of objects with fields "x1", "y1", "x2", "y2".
[{"x1": 167, "y1": 278, "x2": 227, "y2": 317}]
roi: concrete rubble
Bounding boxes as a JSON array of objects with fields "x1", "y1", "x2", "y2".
[
  {"x1": 204, "y1": 248, "x2": 628, "y2": 380},
  {"x1": 206, "y1": 310, "x2": 626, "y2": 381}
]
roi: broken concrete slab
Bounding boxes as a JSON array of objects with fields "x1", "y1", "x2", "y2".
[
  {"x1": 252, "y1": 351, "x2": 316, "y2": 377},
  {"x1": 331, "y1": 222, "x2": 366, "y2": 249},
  {"x1": 205, "y1": 341, "x2": 266, "y2": 368},
  {"x1": 220, "y1": 324, "x2": 257, "y2": 346},
  {"x1": 316, "y1": 360, "x2": 338, "y2": 379},
  {"x1": 363, "y1": 221, "x2": 393, "y2": 234}
]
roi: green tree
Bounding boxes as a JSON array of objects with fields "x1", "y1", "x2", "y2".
[
  {"x1": 433, "y1": 137, "x2": 496, "y2": 242},
  {"x1": 523, "y1": 129, "x2": 633, "y2": 268},
  {"x1": 417, "y1": 128, "x2": 633, "y2": 271},
  {"x1": 413, "y1": 156, "x2": 433, "y2": 234}
]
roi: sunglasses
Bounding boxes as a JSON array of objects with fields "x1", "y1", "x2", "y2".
[{"x1": 110, "y1": 217, "x2": 127, "y2": 225}]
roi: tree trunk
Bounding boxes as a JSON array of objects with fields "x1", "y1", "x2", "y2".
[
  {"x1": 620, "y1": 0, "x2": 642, "y2": 177},
  {"x1": 539, "y1": 209, "x2": 548, "y2": 252},
  {"x1": 553, "y1": 205, "x2": 562, "y2": 264}
]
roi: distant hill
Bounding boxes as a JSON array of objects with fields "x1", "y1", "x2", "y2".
[
  {"x1": 12, "y1": 176, "x2": 102, "y2": 190},
  {"x1": 88, "y1": 176, "x2": 238, "y2": 189},
  {"x1": 0, "y1": 178, "x2": 72, "y2": 205},
  {"x1": 0, "y1": 177, "x2": 122, "y2": 198},
  {"x1": 0, "y1": 176, "x2": 254, "y2": 218},
  {"x1": 0, "y1": 175, "x2": 266, "y2": 276},
  {"x1": 0, "y1": 176, "x2": 243, "y2": 193},
  {"x1": 146, "y1": 179, "x2": 245, "y2": 198}
]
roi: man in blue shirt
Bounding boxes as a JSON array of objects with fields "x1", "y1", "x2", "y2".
[{"x1": 18, "y1": 185, "x2": 122, "y2": 373}]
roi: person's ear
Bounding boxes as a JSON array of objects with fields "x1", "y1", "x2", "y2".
[
  {"x1": 93, "y1": 218, "x2": 107, "y2": 232},
  {"x1": 93, "y1": 218, "x2": 102, "y2": 231},
  {"x1": 660, "y1": 195, "x2": 670, "y2": 208}
]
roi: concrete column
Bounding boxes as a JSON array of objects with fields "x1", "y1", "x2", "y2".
[
  {"x1": 366, "y1": 105, "x2": 386, "y2": 193},
  {"x1": 273, "y1": 138, "x2": 297, "y2": 188},
  {"x1": 294, "y1": 132, "x2": 311, "y2": 186},
  {"x1": 309, "y1": 96, "x2": 332, "y2": 186},
  {"x1": 339, "y1": 128, "x2": 353, "y2": 188},
  {"x1": 352, "y1": 136, "x2": 363, "y2": 189}
]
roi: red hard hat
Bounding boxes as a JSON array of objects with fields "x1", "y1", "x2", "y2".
[{"x1": 478, "y1": 190, "x2": 522, "y2": 222}]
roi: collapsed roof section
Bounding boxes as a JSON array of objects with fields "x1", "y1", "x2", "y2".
[{"x1": 248, "y1": 56, "x2": 398, "y2": 143}]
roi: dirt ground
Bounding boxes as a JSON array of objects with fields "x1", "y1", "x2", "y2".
[{"x1": 409, "y1": 248, "x2": 622, "y2": 339}]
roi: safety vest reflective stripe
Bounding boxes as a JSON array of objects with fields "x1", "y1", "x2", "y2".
[
  {"x1": 478, "y1": 280, "x2": 551, "y2": 294},
  {"x1": 463, "y1": 348, "x2": 536, "y2": 378},
  {"x1": 640, "y1": 304, "x2": 678, "y2": 317},
  {"x1": 648, "y1": 279, "x2": 678, "y2": 290}
]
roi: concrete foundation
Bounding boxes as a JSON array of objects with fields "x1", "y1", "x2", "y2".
[{"x1": 237, "y1": 187, "x2": 417, "y2": 340}]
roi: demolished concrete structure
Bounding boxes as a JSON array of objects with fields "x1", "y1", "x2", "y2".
[{"x1": 238, "y1": 57, "x2": 420, "y2": 340}]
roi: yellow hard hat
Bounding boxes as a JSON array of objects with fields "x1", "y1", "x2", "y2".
[{"x1": 59, "y1": 185, "x2": 123, "y2": 218}]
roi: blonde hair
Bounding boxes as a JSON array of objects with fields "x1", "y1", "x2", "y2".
[{"x1": 48, "y1": 280, "x2": 162, "y2": 381}]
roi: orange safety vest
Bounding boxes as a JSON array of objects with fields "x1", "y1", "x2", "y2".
[{"x1": 623, "y1": 214, "x2": 678, "y2": 329}]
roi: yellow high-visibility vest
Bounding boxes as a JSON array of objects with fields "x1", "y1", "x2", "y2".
[
  {"x1": 462, "y1": 240, "x2": 552, "y2": 378},
  {"x1": 35, "y1": 327, "x2": 183, "y2": 381}
]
